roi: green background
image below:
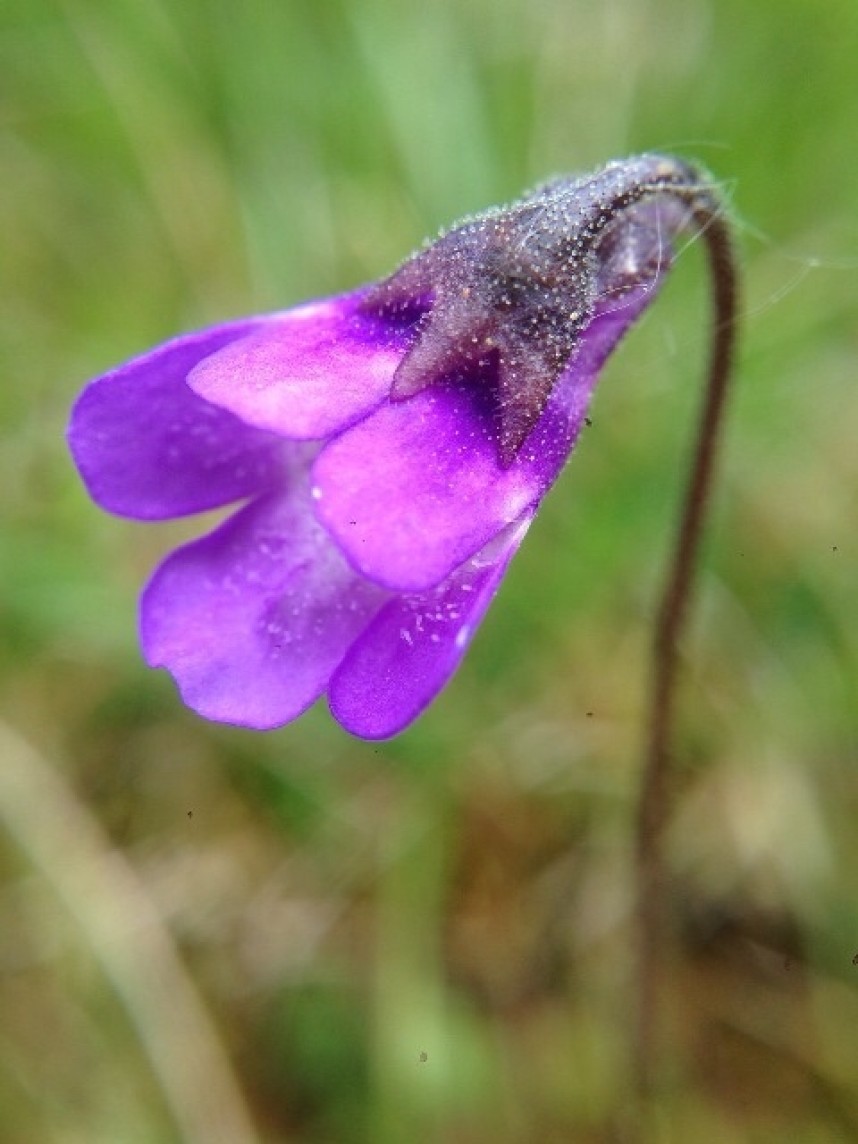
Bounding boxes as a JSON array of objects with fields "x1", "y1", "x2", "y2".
[{"x1": 2, "y1": 0, "x2": 857, "y2": 1139}]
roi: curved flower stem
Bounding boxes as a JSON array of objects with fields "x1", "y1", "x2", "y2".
[{"x1": 634, "y1": 208, "x2": 739, "y2": 1100}]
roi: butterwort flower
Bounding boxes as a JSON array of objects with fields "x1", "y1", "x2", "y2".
[{"x1": 68, "y1": 154, "x2": 725, "y2": 739}]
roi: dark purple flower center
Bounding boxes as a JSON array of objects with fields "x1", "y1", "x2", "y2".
[{"x1": 361, "y1": 154, "x2": 716, "y2": 465}]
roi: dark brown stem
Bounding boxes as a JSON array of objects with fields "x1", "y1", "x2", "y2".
[{"x1": 634, "y1": 209, "x2": 739, "y2": 1101}]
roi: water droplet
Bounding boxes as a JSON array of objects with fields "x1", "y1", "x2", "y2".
[{"x1": 455, "y1": 625, "x2": 471, "y2": 649}]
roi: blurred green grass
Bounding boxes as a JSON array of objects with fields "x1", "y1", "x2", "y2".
[{"x1": 2, "y1": 0, "x2": 857, "y2": 1140}]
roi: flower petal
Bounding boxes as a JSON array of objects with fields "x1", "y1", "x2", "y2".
[
  {"x1": 69, "y1": 319, "x2": 286, "y2": 519},
  {"x1": 328, "y1": 513, "x2": 532, "y2": 739},
  {"x1": 140, "y1": 483, "x2": 388, "y2": 730},
  {"x1": 313, "y1": 288, "x2": 659, "y2": 592},
  {"x1": 187, "y1": 290, "x2": 410, "y2": 440}
]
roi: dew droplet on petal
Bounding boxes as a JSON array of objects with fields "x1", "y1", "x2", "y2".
[{"x1": 455, "y1": 626, "x2": 471, "y2": 649}]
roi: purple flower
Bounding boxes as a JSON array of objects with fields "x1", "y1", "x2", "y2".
[{"x1": 68, "y1": 154, "x2": 712, "y2": 739}]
